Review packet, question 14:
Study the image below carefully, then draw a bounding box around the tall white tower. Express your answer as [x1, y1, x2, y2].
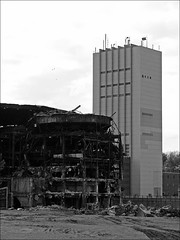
[93, 39, 162, 196]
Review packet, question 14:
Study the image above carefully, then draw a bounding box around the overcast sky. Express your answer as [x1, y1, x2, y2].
[1, 1, 179, 152]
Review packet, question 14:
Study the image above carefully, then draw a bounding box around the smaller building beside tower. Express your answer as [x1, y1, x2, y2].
[163, 172, 180, 197]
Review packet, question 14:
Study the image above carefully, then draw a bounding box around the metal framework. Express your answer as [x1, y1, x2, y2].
[0, 104, 124, 209]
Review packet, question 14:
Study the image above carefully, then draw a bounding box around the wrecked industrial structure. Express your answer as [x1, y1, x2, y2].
[0, 103, 124, 209]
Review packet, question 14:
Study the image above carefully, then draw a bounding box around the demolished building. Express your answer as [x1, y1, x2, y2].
[0, 103, 124, 209]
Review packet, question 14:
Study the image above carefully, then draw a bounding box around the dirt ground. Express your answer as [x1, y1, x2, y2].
[1, 207, 180, 240]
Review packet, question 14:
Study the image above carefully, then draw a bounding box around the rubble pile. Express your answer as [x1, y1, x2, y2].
[8, 201, 180, 218]
[99, 201, 180, 217]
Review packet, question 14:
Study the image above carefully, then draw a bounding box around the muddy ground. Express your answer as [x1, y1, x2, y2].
[1, 207, 180, 240]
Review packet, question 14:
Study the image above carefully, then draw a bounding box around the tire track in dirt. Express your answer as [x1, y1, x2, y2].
[124, 217, 180, 238]
[99, 216, 180, 240]
[133, 227, 180, 240]
[100, 216, 122, 225]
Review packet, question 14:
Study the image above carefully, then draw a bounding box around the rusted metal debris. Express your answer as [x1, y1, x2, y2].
[0, 103, 124, 209]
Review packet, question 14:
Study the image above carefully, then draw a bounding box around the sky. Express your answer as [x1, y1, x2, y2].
[1, 1, 179, 152]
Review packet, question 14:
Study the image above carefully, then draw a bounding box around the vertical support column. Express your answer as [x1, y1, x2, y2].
[105, 49, 107, 115]
[29, 178, 33, 208]
[119, 135, 123, 205]
[107, 181, 111, 208]
[12, 133, 15, 168]
[95, 160, 99, 204]
[62, 135, 65, 164]
[11, 178, 13, 207]
[82, 162, 86, 208]
[8, 134, 11, 171]
[61, 135, 66, 207]
[61, 168, 65, 207]
[99, 50, 102, 115]
[118, 179, 122, 205]
[111, 48, 114, 116]
[118, 46, 120, 131]
[130, 46, 132, 156]
[160, 52, 163, 196]
[108, 139, 111, 179]
[5, 187, 8, 209]
[19, 136, 22, 165]
[124, 47, 126, 148]
[43, 136, 47, 172]
[130, 46, 133, 196]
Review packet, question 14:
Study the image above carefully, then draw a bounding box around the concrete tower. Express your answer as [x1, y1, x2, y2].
[93, 38, 162, 196]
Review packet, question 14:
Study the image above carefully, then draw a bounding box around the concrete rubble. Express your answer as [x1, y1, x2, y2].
[105, 202, 180, 217]
[8, 201, 180, 218]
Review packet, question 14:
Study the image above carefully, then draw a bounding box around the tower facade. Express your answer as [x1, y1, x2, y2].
[93, 42, 162, 196]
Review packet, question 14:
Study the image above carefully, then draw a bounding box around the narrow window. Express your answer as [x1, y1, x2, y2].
[142, 132, 153, 136]
[142, 112, 153, 117]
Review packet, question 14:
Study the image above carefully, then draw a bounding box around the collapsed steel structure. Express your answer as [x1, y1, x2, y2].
[0, 103, 124, 209]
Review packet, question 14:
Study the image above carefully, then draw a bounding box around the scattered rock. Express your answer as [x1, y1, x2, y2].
[17, 208, 23, 211]
[136, 204, 153, 217]
[8, 207, 14, 210]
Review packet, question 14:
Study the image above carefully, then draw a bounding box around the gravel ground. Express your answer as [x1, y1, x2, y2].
[1, 208, 180, 240]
